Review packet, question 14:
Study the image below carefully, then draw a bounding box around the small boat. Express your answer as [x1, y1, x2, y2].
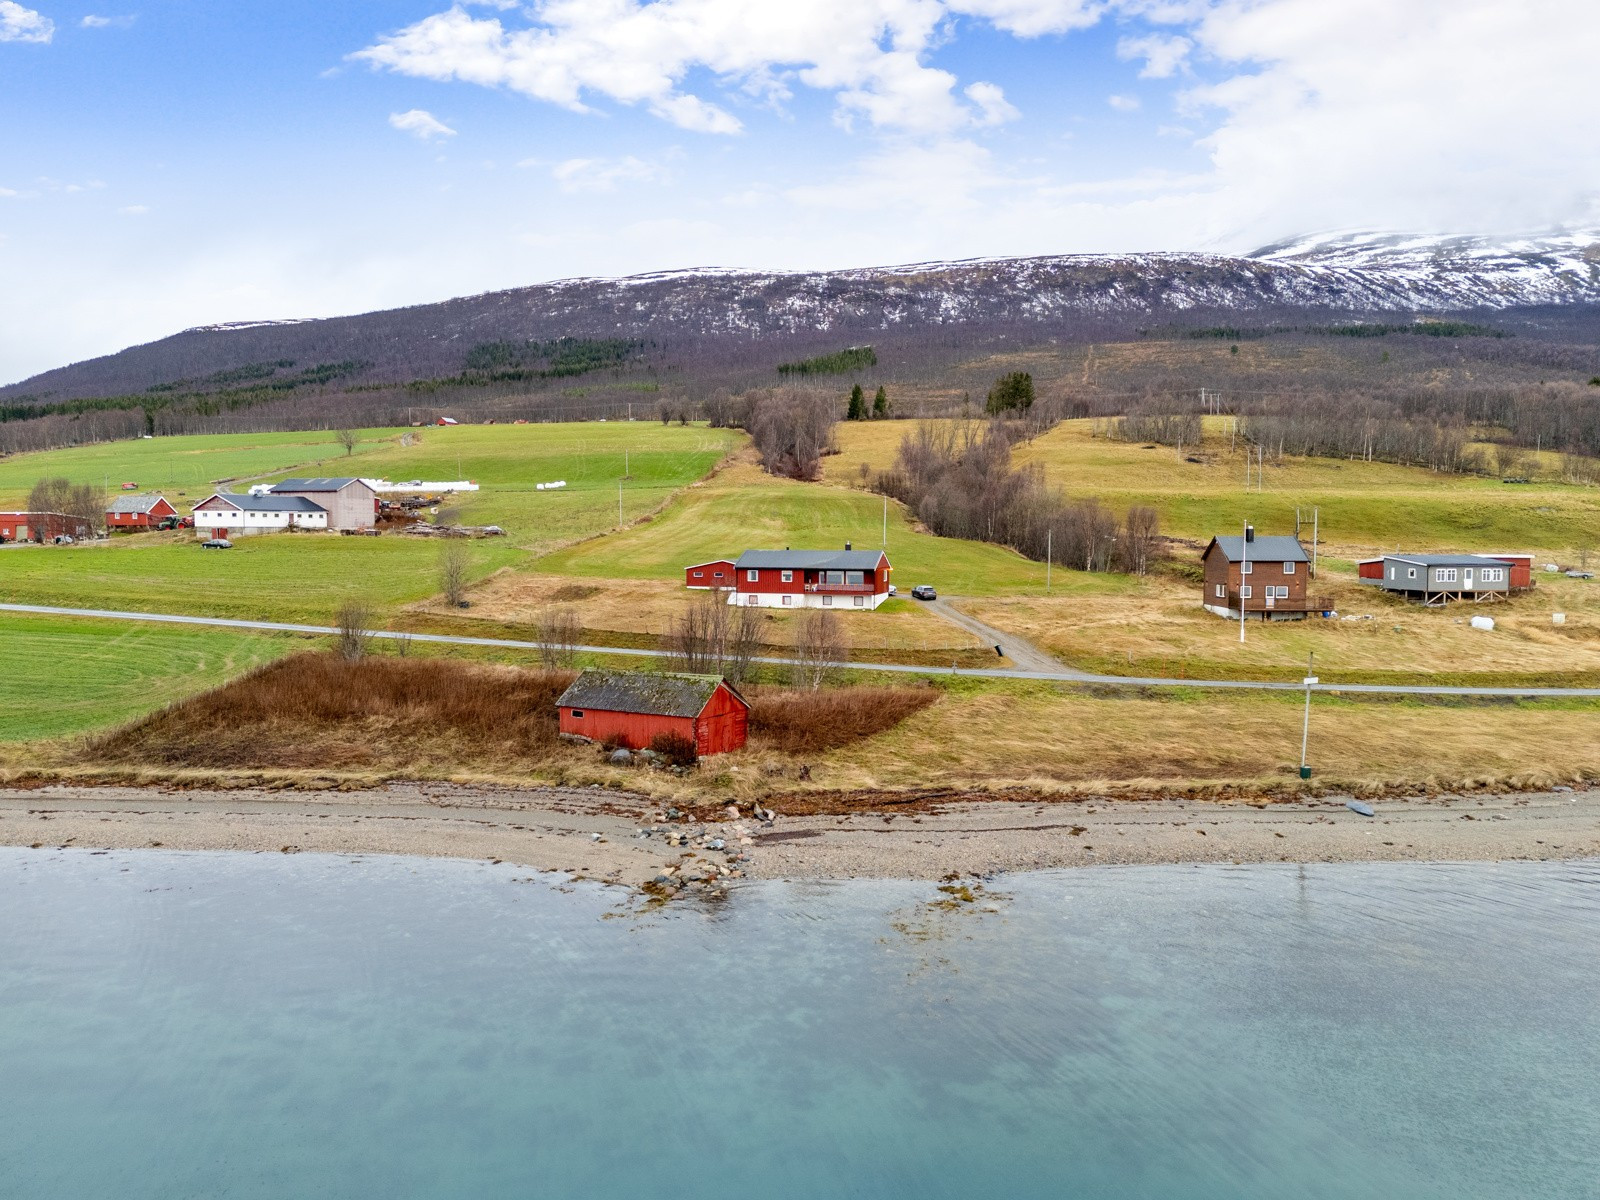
[1346, 800, 1376, 817]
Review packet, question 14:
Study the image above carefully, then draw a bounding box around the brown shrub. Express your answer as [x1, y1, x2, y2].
[88, 653, 577, 771]
[649, 731, 699, 767]
[747, 686, 938, 754]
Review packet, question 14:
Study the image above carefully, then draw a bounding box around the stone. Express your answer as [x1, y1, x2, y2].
[608, 748, 633, 765]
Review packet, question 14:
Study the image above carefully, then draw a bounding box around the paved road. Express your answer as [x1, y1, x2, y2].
[923, 596, 1086, 677]
[6, 602, 1600, 698]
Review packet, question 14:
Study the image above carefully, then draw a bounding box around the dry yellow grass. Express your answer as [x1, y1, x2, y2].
[961, 572, 1600, 683]
[792, 682, 1600, 798]
[413, 569, 981, 653]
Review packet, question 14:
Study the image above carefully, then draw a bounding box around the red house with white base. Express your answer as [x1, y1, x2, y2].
[557, 669, 749, 756]
[685, 545, 893, 610]
[106, 493, 178, 530]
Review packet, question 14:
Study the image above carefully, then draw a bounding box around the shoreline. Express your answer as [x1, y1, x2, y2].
[2, 783, 1598, 885]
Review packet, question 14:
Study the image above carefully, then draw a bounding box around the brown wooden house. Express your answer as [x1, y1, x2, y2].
[1201, 529, 1329, 621]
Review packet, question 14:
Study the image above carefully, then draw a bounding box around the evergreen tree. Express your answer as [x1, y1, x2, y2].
[846, 383, 866, 420]
[985, 371, 1034, 415]
[872, 385, 888, 418]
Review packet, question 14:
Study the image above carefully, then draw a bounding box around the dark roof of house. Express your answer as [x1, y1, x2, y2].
[196, 492, 327, 513]
[556, 669, 745, 718]
[1384, 554, 1506, 567]
[1206, 535, 1309, 564]
[271, 477, 368, 493]
[734, 549, 887, 571]
[107, 493, 171, 515]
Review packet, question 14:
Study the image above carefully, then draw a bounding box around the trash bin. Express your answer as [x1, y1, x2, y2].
[1299, 766, 1312, 780]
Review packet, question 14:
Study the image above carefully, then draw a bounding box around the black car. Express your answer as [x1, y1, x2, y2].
[911, 584, 937, 601]
[201, 538, 233, 550]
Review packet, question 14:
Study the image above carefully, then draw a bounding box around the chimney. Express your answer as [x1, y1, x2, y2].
[845, 540, 852, 551]
[1244, 525, 1255, 544]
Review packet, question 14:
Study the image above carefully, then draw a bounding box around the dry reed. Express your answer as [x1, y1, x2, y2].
[747, 685, 938, 753]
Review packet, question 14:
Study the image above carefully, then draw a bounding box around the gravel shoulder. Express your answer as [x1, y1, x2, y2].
[2, 783, 1596, 884]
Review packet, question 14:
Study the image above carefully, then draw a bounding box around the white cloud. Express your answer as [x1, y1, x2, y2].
[546, 155, 664, 193]
[388, 108, 457, 140]
[1117, 32, 1191, 77]
[1107, 93, 1139, 111]
[0, 186, 17, 197]
[352, 2, 1070, 137]
[81, 14, 137, 29]
[0, 2, 53, 42]
[118, 204, 149, 215]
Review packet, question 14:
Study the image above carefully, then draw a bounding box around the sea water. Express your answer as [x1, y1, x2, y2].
[1, 848, 1596, 1199]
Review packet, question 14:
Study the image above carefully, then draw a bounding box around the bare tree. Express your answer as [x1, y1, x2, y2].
[743, 387, 840, 480]
[536, 606, 583, 668]
[336, 428, 359, 456]
[1494, 443, 1528, 478]
[725, 602, 764, 683]
[668, 591, 732, 673]
[438, 540, 471, 607]
[27, 477, 105, 530]
[334, 598, 374, 662]
[1119, 506, 1161, 575]
[791, 610, 848, 690]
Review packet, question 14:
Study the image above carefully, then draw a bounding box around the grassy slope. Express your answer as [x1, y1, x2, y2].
[536, 457, 1128, 599]
[0, 423, 739, 622]
[826, 417, 1600, 554]
[0, 613, 298, 740]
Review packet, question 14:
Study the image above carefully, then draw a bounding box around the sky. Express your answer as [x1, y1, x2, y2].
[2, 0, 1598, 383]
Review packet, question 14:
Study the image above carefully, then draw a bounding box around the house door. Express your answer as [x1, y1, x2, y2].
[1463, 569, 1474, 589]
[1265, 593, 1276, 609]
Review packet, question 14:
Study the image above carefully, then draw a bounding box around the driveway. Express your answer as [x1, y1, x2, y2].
[921, 597, 1089, 677]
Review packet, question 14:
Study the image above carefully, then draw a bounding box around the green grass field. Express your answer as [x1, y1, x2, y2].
[0, 423, 740, 622]
[0, 613, 299, 740]
[535, 459, 1131, 599]
[827, 418, 1600, 555]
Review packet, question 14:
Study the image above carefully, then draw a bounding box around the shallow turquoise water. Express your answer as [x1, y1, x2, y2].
[1, 849, 1597, 1199]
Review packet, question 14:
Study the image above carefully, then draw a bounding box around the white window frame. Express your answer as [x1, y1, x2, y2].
[693, 570, 703, 578]
[747, 569, 759, 582]
[1215, 584, 1225, 598]
[1240, 585, 1253, 599]
[1275, 585, 1289, 598]
[854, 595, 865, 607]
[822, 595, 832, 606]
[1407, 568, 1418, 579]
[781, 595, 792, 606]
[1437, 568, 1458, 583]
[1240, 561, 1253, 575]
[1283, 561, 1295, 574]
[781, 570, 793, 583]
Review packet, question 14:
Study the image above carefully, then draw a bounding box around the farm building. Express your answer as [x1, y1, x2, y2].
[1201, 529, 1330, 621]
[191, 493, 329, 537]
[1356, 553, 1532, 604]
[0, 511, 97, 543]
[106, 493, 178, 530]
[557, 669, 749, 756]
[269, 478, 378, 531]
[686, 546, 893, 610]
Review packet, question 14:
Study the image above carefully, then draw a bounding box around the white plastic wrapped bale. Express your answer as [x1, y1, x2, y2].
[1470, 615, 1495, 631]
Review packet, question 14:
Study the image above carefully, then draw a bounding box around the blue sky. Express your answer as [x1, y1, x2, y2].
[2, 0, 1595, 382]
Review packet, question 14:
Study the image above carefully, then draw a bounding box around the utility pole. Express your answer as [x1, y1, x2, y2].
[1300, 651, 1318, 779]
[1046, 527, 1053, 593]
[618, 481, 623, 527]
[1311, 507, 1320, 578]
[882, 495, 887, 549]
[1239, 520, 1249, 644]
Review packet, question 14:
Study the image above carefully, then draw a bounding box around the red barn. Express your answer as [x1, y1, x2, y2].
[107, 493, 178, 530]
[0, 512, 95, 543]
[556, 669, 749, 756]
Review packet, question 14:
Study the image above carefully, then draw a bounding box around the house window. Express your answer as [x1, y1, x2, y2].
[1215, 584, 1225, 598]
[825, 570, 844, 585]
[713, 571, 724, 579]
[747, 569, 759, 582]
[1437, 568, 1458, 583]
[693, 571, 704, 578]
[1240, 585, 1253, 598]
[854, 595, 865, 607]
[1407, 568, 1417, 579]
[846, 570, 864, 585]
[1388, 567, 1395, 579]
[1275, 586, 1289, 598]
[1240, 561, 1253, 574]
[747, 595, 760, 605]
[781, 570, 793, 583]
[570, 710, 584, 719]
[822, 596, 832, 606]
[781, 595, 792, 606]
[1482, 568, 1502, 582]
[1284, 561, 1295, 574]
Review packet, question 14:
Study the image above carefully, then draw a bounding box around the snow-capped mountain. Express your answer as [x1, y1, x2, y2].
[8, 232, 1599, 401]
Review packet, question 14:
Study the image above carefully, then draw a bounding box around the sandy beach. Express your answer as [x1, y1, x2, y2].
[2, 782, 1597, 886]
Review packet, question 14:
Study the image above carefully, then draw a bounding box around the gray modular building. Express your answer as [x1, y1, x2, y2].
[1357, 554, 1523, 605]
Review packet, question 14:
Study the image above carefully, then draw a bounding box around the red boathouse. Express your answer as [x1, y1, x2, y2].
[556, 669, 749, 756]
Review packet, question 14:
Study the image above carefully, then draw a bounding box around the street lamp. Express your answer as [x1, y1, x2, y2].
[1299, 651, 1317, 780]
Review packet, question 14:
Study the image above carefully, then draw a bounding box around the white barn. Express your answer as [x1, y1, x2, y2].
[192, 492, 329, 537]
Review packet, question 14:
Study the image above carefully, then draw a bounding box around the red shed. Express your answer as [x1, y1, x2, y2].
[1357, 557, 1385, 581]
[557, 669, 749, 756]
[1488, 553, 1534, 589]
[684, 559, 738, 590]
